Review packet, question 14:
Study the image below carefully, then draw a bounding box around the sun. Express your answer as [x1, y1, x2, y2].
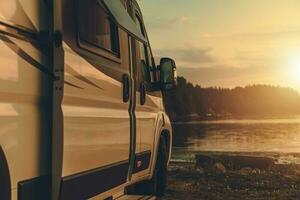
[290, 59, 300, 74]
[288, 56, 300, 85]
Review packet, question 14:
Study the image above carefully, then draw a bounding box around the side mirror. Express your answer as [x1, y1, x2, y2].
[159, 57, 177, 90]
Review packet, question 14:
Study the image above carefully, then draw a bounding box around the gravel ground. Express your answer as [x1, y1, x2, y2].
[159, 159, 300, 200]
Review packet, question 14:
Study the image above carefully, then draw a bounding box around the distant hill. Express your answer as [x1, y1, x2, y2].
[163, 76, 300, 121]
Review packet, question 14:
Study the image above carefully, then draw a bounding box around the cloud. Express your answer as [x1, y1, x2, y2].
[179, 16, 199, 23]
[154, 47, 216, 67]
[177, 65, 283, 89]
[145, 17, 178, 30]
[145, 15, 200, 31]
[234, 50, 278, 66]
[200, 27, 300, 40]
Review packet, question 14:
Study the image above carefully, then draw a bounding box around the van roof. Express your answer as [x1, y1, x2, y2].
[102, 0, 147, 43]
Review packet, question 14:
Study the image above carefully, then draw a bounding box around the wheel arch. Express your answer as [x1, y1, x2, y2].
[160, 129, 172, 163]
[152, 112, 173, 170]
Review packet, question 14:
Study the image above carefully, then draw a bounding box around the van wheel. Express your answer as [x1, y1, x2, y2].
[131, 135, 168, 197]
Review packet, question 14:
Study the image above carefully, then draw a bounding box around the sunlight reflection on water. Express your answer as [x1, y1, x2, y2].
[173, 117, 300, 153]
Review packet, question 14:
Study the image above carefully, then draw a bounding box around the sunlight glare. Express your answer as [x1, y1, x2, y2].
[288, 56, 300, 86]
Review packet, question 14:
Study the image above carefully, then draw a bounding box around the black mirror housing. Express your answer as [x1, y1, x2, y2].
[159, 57, 177, 91]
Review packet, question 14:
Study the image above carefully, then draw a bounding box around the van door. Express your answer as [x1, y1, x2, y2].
[132, 11, 162, 177]
[59, 0, 132, 199]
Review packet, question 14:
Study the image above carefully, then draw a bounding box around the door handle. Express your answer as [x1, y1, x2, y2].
[123, 74, 130, 103]
[140, 83, 146, 105]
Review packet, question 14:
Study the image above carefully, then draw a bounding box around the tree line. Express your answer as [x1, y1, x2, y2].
[163, 76, 300, 121]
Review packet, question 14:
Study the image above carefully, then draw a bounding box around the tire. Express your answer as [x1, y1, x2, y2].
[130, 135, 168, 197]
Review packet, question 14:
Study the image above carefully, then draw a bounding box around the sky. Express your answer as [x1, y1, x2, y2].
[139, 0, 300, 91]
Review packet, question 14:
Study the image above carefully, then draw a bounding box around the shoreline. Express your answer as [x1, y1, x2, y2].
[172, 150, 300, 165]
[160, 151, 300, 200]
[171, 114, 300, 123]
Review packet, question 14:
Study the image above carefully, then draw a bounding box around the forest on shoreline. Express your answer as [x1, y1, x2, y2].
[163, 77, 300, 122]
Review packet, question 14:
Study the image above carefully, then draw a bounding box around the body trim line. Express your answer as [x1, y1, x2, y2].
[60, 160, 129, 200]
[18, 176, 51, 200]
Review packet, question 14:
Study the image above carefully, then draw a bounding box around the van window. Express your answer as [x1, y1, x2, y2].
[135, 15, 151, 85]
[77, 0, 119, 55]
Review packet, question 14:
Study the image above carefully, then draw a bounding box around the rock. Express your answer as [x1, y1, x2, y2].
[195, 154, 221, 169]
[239, 167, 252, 175]
[206, 162, 226, 174]
[223, 155, 275, 169]
[196, 153, 275, 170]
[196, 167, 204, 174]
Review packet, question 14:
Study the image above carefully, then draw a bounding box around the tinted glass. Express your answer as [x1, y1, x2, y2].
[135, 15, 151, 84]
[78, 0, 119, 54]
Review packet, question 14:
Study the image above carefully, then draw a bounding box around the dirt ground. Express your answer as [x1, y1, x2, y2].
[159, 157, 300, 200]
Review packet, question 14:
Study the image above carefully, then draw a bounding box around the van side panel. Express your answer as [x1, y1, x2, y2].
[61, 38, 131, 199]
[62, 43, 131, 176]
[61, 1, 134, 198]
[137, 94, 163, 153]
[131, 0, 172, 182]
[0, 0, 49, 32]
[0, 35, 52, 199]
[0, 1, 52, 199]
[133, 94, 163, 179]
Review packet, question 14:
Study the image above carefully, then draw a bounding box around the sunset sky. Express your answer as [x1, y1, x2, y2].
[139, 0, 300, 91]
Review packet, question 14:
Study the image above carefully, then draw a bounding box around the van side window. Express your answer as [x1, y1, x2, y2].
[77, 0, 119, 55]
[135, 15, 151, 85]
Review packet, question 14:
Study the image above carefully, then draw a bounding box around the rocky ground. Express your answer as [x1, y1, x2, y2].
[159, 152, 300, 200]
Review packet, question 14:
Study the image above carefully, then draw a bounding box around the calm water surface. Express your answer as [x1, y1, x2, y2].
[172, 117, 300, 153]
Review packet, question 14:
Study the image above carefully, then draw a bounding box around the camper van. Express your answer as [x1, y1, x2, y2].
[0, 0, 177, 199]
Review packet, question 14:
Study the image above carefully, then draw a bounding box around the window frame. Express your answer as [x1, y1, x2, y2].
[134, 12, 156, 68]
[132, 3, 162, 97]
[75, 0, 121, 63]
[135, 14, 149, 63]
[134, 12, 157, 83]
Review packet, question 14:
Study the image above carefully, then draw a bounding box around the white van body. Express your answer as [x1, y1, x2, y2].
[0, 0, 173, 199]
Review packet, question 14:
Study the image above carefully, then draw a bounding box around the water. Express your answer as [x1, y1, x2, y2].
[172, 117, 300, 160]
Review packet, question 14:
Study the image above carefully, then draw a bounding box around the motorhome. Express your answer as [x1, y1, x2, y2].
[0, 0, 177, 199]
